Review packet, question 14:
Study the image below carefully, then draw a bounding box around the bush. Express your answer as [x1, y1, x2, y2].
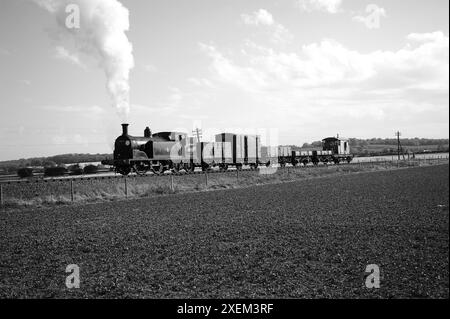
[68, 164, 83, 175]
[44, 166, 67, 177]
[17, 167, 33, 178]
[83, 165, 98, 174]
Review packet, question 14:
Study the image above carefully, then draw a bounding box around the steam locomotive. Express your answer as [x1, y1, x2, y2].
[105, 124, 353, 175]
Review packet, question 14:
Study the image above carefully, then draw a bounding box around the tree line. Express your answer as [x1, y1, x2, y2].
[0, 153, 112, 174]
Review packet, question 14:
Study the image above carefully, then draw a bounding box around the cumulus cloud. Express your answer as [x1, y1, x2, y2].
[296, 0, 343, 14]
[241, 9, 293, 44]
[407, 31, 446, 43]
[198, 31, 449, 138]
[188, 77, 216, 89]
[202, 31, 448, 93]
[353, 4, 387, 29]
[241, 9, 274, 26]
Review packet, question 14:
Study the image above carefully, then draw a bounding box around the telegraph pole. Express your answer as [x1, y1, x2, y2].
[395, 131, 401, 161]
[192, 128, 202, 142]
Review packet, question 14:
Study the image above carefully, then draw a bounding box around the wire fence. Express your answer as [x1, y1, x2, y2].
[0, 156, 448, 208]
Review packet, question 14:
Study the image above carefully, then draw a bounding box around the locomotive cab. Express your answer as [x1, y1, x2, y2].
[322, 137, 350, 155]
[322, 136, 352, 163]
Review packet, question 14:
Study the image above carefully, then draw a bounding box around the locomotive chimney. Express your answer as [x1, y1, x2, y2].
[121, 123, 129, 136]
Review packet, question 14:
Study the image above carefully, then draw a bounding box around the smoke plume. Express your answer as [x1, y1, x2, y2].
[33, 0, 134, 120]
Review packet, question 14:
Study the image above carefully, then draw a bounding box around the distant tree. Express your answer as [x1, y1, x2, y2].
[17, 167, 33, 178]
[30, 159, 42, 167]
[44, 166, 67, 177]
[68, 164, 83, 175]
[83, 165, 98, 174]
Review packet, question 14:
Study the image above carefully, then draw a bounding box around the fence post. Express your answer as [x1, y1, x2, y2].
[205, 171, 208, 187]
[124, 177, 128, 198]
[236, 169, 239, 181]
[70, 180, 74, 202]
[170, 174, 174, 191]
[0, 184, 3, 207]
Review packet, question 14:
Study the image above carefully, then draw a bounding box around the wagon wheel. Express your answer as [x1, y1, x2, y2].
[152, 163, 164, 175]
[184, 163, 195, 173]
[172, 163, 182, 174]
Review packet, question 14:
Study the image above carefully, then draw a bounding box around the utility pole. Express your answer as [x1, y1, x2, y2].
[395, 131, 401, 161]
[192, 128, 202, 143]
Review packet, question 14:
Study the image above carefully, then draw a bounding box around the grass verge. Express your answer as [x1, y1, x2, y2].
[2, 159, 448, 210]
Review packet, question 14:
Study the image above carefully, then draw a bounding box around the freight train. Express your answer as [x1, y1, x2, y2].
[103, 124, 353, 175]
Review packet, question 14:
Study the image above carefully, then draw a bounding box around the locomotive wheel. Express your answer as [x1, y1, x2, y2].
[134, 164, 148, 176]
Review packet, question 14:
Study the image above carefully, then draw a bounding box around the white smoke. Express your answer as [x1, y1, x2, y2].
[33, 0, 134, 120]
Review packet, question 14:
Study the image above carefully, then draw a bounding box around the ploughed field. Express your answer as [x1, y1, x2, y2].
[0, 165, 448, 298]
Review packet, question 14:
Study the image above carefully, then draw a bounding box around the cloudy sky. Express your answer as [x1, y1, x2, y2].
[0, 0, 448, 161]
